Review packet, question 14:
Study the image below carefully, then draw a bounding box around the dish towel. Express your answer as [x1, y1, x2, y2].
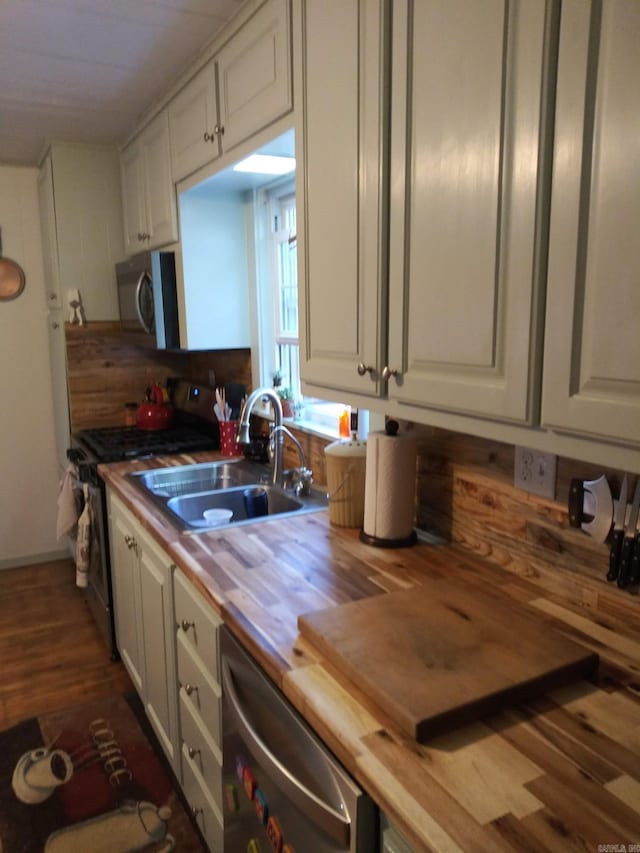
[75, 484, 91, 589]
[56, 465, 79, 540]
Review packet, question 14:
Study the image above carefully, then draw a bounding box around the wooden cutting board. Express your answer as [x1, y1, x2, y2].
[298, 579, 598, 741]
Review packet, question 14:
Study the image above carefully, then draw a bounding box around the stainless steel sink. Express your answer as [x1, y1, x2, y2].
[127, 459, 328, 533]
[129, 458, 264, 498]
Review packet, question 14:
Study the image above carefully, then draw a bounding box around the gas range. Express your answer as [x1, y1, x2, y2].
[64, 379, 240, 660]
[73, 421, 217, 464]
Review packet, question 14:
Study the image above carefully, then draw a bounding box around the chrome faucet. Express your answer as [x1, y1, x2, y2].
[236, 388, 313, 493]
[236, 388, 285, 486]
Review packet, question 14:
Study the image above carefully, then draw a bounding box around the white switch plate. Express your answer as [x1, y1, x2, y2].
[514, 446, 557, 499]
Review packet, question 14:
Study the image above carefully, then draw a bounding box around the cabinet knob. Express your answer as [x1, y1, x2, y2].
[180, 619, 195, 632]
[357, 363, 375, 377]
[184, 683, 198, 697]
[48, 292, 57, 302]
[187, 745, 200, 760]
[51, 321, 60, 330]
[124, 534, 137, 550]
[382, 366, 399, 382]
[214, 124, 225, 136]
[204, 131, 211, 142]
[191, 806, 203, 819]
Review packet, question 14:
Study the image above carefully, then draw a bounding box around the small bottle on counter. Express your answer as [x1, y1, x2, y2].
[338, 406, 351, 438]
[124, 402, 138, 426]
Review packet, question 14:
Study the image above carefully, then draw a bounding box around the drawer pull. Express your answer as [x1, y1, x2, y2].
[180, 619, 195, 632]
[184, 683, 198, 697]
[187, 745, 200, 760]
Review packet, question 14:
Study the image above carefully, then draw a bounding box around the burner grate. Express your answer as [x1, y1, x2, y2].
[78, 424, 216, 462]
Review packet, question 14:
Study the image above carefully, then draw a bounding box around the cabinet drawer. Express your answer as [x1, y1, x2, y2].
[180, 690, 222, 806]
[174, 570, 222, 680]
[177, 632, 222, 745]
[181, 743, 223, 851]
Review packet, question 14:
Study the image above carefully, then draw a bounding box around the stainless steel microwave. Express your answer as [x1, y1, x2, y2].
[116, 251, 180, 349]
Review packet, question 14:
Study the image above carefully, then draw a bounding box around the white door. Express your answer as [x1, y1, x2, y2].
[542, 0, 640, 447]
[298, 0, 387, 397]
[387, 0, 550, 423]
[169, 64, 221, 182]
[140, 112, 178, 250]
[216, 0, 292, 152]
[120, 141, 146, 256]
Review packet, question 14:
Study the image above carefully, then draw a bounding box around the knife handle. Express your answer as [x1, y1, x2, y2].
[607, 529, 624, 581]
[617, 536, 634, 588]
[629, 536, 640, 587]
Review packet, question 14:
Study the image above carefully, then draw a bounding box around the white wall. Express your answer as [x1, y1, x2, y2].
[0, 166, 64, 567]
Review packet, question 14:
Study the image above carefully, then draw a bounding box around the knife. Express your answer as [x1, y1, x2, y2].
[617, 479, 640, 589]
[607, 475, 628, 581]
[629, 519, 640, 587]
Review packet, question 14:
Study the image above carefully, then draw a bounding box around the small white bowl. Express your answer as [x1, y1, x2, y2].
[203, 508, 233, 526]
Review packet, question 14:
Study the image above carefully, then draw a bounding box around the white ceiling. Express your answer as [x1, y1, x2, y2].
[0, 0, 246, 167]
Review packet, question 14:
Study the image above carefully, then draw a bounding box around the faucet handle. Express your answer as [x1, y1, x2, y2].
[285, 466, 314, 497]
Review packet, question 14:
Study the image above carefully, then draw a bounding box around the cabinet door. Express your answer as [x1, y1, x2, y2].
[169, 64, 221, 182]
[217, 0, 292, 154]
[121, 141, 147, 257]
[138, 532, 178, 769]
[109, 507, 144, 693]
[387, 0, 551, 423]
[37, 156, 61, 309]
[542, 0, 640, 446]
[46, 310, 70, 471]
[140, 112, 178, 250]
[298, 0, 388, 396]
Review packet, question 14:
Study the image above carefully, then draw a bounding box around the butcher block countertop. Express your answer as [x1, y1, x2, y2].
[100, 452, 640, 853]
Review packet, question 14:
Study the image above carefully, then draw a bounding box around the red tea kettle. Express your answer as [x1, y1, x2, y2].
[136, 384, 174, 431]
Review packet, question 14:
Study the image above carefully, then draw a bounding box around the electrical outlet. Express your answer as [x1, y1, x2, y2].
[514, 446, 557, 499]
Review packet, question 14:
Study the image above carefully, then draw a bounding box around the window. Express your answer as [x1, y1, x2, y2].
[269, 189, 300, 397]
[252, 174, 349, 437]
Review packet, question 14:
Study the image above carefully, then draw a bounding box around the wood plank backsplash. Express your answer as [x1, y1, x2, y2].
[64, 324, 634, 620]
[283, 421, 635, 623]
[65, 322, 252, 430]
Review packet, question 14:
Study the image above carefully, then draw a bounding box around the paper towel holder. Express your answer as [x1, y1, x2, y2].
[359, 419, 418, 548]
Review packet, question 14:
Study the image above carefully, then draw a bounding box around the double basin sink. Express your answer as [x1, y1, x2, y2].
[128, 458, 328, 533]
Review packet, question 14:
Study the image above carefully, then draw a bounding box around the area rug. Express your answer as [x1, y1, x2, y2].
[0, 693, 208, 852]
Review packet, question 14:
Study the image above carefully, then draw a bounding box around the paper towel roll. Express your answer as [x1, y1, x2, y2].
[362, 429, 417, 545]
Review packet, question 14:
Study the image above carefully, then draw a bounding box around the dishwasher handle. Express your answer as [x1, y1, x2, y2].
[221, 657, 351, 847]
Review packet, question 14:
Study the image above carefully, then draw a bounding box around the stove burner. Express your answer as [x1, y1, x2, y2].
[77, 424, 216, 463]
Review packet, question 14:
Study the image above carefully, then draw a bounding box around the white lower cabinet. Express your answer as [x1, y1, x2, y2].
[174, 568, 224, 849]
[107, 492, 179, 772]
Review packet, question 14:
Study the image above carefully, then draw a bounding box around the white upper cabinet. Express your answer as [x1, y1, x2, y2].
[121, 110, 178, 256]
[387, 0, 551, 423]
[299, 0, 552, 421]
[38, 143, 125, 319]
[216, 0, 292, 151]
[169, 64, 221, 183]
[297, 0, 388, 397]
[542, 0, 640, 447]
[169, 0, 292, 183]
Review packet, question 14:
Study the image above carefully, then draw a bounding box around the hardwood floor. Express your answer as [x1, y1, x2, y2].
[0, 558, 133, 730]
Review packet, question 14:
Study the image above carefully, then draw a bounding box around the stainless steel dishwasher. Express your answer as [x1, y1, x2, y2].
[220, 628, 378, 852]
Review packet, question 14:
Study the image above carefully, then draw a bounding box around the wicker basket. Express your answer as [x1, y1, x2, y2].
[324, 439, 367, 528]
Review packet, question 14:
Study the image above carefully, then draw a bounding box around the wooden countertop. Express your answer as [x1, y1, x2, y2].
[101, 452, 640, 852]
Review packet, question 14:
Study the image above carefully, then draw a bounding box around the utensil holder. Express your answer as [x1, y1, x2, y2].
[219, 421, 241, 457]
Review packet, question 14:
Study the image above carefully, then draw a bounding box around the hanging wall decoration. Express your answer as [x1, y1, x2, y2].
[0, 228, 26, 301]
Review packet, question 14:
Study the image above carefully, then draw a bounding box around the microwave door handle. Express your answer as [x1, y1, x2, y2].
[221, 658, 351, 847]
[135, 271, 153, 334]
